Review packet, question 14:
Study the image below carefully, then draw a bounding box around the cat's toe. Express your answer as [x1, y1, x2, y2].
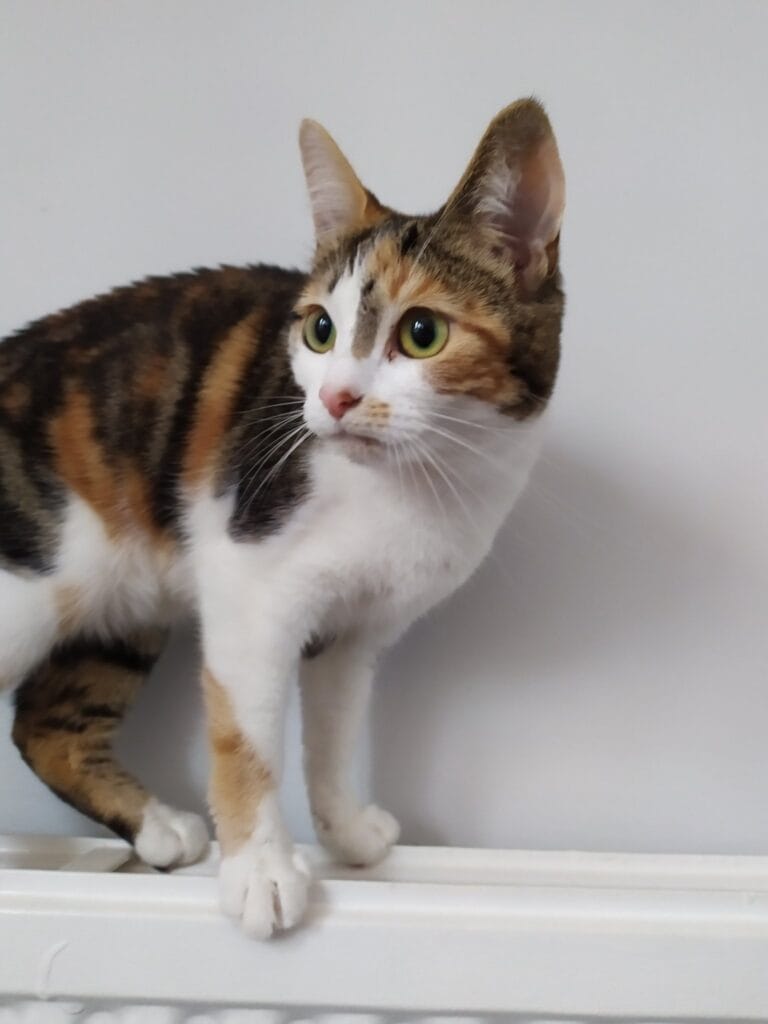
[219, 844, 310, 940]
[316, 803, 400, 867]
[134, 799, 209, 869]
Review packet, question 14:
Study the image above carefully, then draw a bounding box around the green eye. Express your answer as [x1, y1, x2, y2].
[398, 308, 449, 358]
[303, 308, 336, 353]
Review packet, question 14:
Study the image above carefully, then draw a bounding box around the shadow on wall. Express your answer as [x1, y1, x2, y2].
[369, 439, 753, 850]
[106, 438, 763, 853]
[115, 625, 209, 824]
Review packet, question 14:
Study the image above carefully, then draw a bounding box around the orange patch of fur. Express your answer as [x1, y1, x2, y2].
[202, 668, 274, 854]
[50, 389, 124, 537]
[366, 239, 469, 313]
[362, 398, 391, 425]
[50, 389, 170, 546]
[183, 313, 261, 489]
[367, 237, 413, 302]
[15, 728, 149, 830]
[427, 317, 521, 405]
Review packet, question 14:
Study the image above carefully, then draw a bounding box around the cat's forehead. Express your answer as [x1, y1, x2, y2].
[301, 218, 495, 327]
[314, 220, 427, 298]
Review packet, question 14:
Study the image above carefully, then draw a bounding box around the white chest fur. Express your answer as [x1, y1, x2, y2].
[190, 415, 546, 650]
[306, 426, 543, 634]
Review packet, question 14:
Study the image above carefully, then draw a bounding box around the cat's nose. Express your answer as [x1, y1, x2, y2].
[320, 385, 362, 421]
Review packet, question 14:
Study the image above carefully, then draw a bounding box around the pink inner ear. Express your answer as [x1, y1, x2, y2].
[480, 135, 565, 286]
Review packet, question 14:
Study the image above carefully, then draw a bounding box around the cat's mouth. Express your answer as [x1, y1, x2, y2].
[330, 429, 385, 459]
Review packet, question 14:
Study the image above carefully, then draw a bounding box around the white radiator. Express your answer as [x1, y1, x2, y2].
[2, 834, 768, 1022]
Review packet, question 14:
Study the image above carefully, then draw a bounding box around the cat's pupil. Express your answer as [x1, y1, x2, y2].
[315, 314, 332, 343]
[411, 315, 435, 347]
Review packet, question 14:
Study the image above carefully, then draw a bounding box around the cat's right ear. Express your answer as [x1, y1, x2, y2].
[299, 120, 386, 248]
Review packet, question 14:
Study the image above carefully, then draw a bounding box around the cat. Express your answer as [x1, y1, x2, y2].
[0, 98, 565, 938]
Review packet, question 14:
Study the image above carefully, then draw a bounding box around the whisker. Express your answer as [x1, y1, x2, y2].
[249, 409, 305, 423]
[392, 439, 406, 505]
[238, 413, 304, 441]
[236, 413, 305, 463]
[402, 437, 424, 500]
[237, 395, 304, 412]
[239, 415, 304, 446]
[405, 437, 449, 524]
[417, 441, 523, 588]
[422, 423, 513, 473]
[430, 411, 514, 434]
[242, 420, 307, 474]
[237, 397, 305, 423]
[243, 428, 312, 514]
[411, 436, 485, 541]
[238, 421, 308, 502]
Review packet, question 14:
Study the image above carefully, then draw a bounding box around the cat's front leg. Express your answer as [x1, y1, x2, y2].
[200, 609, 309, 939]
[300, 636, 400, 867]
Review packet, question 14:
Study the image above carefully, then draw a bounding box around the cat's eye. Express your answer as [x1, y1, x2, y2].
[303, 308, 336, 353]
[398, 308, 449, 359]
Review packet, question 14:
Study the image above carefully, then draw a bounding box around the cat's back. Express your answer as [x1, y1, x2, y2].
[0, 263, 307, 575]
[0, 264, 305, 382]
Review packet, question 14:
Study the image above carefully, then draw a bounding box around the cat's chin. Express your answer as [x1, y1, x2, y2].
[326, 431, 387, 465]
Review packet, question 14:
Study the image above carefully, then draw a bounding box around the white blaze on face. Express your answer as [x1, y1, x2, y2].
[294, 259, 376, 439]
[318, 262, 373, 396]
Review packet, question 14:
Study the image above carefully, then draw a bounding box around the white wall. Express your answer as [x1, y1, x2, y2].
[1, 0, 767, 855]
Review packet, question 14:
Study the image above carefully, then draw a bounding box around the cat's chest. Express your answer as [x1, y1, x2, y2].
[276, 448, 496, 630]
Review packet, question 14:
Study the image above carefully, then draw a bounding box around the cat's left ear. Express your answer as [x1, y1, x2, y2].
[299, 120, 386, 248]
[447, 98, 566, 292]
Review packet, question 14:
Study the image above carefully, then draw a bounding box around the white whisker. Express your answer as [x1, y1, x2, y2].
[248, 429, 312, 504]
[430, 410, 514, 434]
[406, 438, 449, 525]
[238, 421, 308, 504]
[410, 435, 486, 541]
[237, 413, 304, 463]
[423, 422, 514, 474]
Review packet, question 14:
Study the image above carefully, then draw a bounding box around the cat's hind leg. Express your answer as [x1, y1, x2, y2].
[12, 627, 209, 868]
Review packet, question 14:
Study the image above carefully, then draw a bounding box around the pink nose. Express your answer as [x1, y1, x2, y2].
[320, 385, 362, 421]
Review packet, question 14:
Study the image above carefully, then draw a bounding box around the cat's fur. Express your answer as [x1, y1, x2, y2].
[0, 99, 565, 937]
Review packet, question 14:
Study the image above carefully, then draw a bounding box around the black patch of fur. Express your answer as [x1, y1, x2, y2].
[0, 491, 55, 571]
[400, 222, 419, 255]
[53, 636, 158, 675]
[301, 632, 336, 659]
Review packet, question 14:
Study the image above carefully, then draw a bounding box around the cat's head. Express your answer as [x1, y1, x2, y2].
[290, 99, 565, 466]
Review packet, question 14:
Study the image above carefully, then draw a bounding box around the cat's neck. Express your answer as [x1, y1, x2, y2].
[311, 412, 546, 539]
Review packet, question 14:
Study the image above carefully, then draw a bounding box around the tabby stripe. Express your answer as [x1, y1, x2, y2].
[53, 639, 156, 674]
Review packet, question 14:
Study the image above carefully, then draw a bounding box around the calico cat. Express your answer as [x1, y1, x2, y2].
[0, 98, 565, 937]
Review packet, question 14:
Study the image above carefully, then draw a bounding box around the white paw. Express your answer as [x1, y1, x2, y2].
[219, 843, 311, 940]
[134, 799, 210, 869]
[315, 803, 400, 867]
